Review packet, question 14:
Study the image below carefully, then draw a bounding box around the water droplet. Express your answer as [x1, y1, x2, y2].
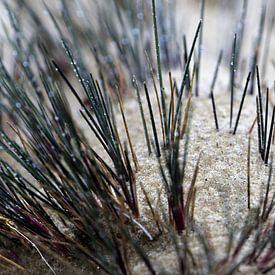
[132, 28, 140, 36]
[43, 9, 49, 16]
[15, 102, 21, 108]
[48, 91, 54, 98]
[23, 61, 29, 67]
[121, 37, 129, 45]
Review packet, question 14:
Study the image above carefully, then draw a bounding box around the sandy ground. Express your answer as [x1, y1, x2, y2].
[107, 64, 274, 274]
[73, 56, 274, 273]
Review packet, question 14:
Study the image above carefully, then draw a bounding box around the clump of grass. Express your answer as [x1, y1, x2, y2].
[0, 0, 274, 274]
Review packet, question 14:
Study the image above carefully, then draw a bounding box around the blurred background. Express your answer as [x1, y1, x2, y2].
[0, 0, 274, 92]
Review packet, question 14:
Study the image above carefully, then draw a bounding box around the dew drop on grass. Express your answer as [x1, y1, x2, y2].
[132, 28, 140, 36]
[48, 91, 54, 98]
[121, 37, 129, 45]
[15, 102, 21, 108]
[70, 153, 77, 162]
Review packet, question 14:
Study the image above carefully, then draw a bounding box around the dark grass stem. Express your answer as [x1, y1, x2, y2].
[116, 86, 139, 171]
[264, 88, 269, 154]
[256, 66, 265, 158]
[209, 50, 223, 131]
[233, 72, 251, 135]
[264, 106, 275, 164]
[209, 50, 223, 97]
[183, 35, 191, 92]
[181, 64, 196, 139]
[145, 53, 165, 145]
[169, 72, 175, 144]
[144, 82, 161, 158]
[261, 154, 273, 220]
[210, 91, 219, 131]
[174, 21, 202, 134]
[247, 136, 251, 209]
[133, 78, 151, 156]
[151, 0, 167, 142]
[256, 97, 263, 159]
[230, 34, 237, 129]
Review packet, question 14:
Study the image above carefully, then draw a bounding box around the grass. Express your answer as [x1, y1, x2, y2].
[0, 0, 274, 274]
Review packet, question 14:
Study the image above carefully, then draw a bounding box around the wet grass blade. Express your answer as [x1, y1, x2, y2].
[133, 77, 151, 155]
[151, 0, 167, 139]
[144, 82, 161, 158]
[230, 34, 237, 129]
[233, 72, 251, 134]
[264, 107, 275, 164]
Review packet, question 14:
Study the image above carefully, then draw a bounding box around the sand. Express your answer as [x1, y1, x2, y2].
[77, 63, 273, 274]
